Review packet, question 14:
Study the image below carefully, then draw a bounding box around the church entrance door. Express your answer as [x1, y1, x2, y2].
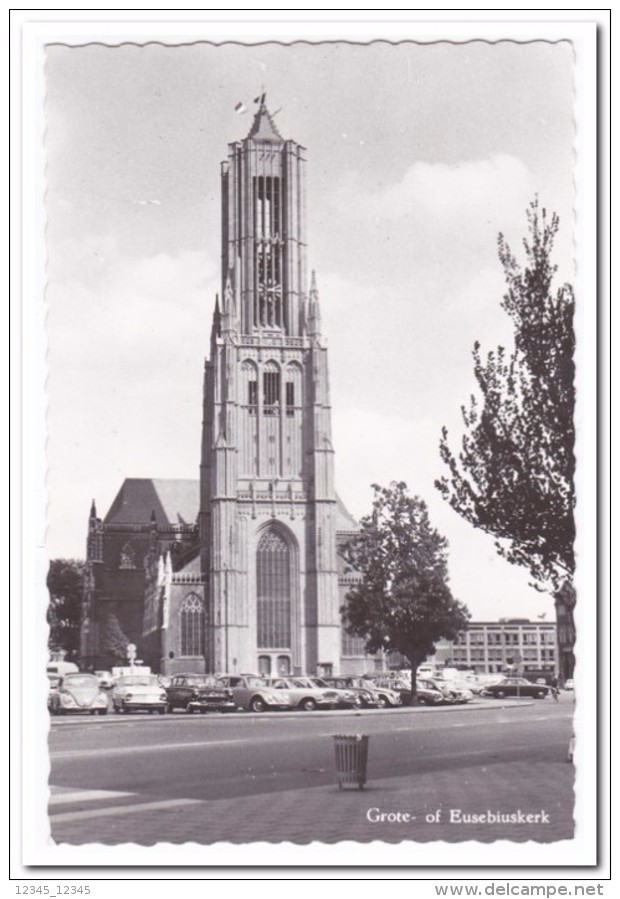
[258, 653, 291, 677]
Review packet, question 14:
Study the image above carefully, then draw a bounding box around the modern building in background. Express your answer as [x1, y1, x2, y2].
[432, 619, 558, 677]
[81, 98, 378, 678]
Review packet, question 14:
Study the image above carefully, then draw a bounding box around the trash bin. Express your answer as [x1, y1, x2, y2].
[333, 734, 369, 790]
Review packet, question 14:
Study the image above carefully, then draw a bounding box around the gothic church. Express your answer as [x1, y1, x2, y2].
[81, 98, 376, 677]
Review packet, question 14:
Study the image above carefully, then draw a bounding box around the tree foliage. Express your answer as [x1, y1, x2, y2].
[46, 559, 84, 657]
[99, 609, 130, 660]
[341, 482, 470, 702]
[436, 199, 575, 595]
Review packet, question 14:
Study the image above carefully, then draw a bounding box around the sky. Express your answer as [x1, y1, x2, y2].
[44, 39, 576, 622]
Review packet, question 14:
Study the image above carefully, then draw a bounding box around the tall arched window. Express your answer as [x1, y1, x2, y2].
[180, 592, 205, 657]
[257, 530, 291, 649]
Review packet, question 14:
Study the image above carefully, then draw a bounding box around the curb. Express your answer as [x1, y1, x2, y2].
[50, 697, 540, 725]
[250, 698, 536, 720]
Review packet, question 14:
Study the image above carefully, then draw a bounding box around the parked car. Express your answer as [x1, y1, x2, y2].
[457, 676, 487, 695]
[360, 677, 403, 708]
[94, 670, 114, 689]
[112, 674, 167, 714]
[165, 674, 236, 714]
[262, 676, 339, 711]
[216, 675, 293, 712]
[307, 677, 358, 708]
[415, 680, 447, 705]
[563, 678, 575, 691]
[415, 678, 454, 704]
[48, 672, 109, 716]
[482, 677, 551, 699]
[433, 680, 474, 704]
[320, 677, 381, 709]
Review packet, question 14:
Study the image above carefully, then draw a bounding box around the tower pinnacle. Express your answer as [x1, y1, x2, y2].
[308, 269, 322, 338]
[246, 94, 283, 142]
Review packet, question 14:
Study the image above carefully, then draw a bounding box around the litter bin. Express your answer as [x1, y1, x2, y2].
[333, 734, 369, 790]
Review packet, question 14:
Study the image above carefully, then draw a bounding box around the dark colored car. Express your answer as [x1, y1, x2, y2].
[416, 680, 448, 705]
[166, 673, 237, 714]
[483, 677, 551, 699]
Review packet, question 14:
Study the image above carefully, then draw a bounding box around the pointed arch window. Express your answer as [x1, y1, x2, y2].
[263, 362, 280, 416]
[179, 593, 205, 657]
[253, 175, 283, 328]
[257, 530, 291, 649]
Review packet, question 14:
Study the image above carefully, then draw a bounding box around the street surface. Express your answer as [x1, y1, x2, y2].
[48, 699, 575, 845]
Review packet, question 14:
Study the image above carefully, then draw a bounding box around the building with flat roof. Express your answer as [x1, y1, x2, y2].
[428, 619, 557, 677]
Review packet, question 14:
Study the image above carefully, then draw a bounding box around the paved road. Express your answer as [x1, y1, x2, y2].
[48, 700, 575, 845]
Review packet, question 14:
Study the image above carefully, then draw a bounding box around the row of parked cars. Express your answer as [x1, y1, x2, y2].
[48, 669, 562, 717]
[47, 671, 407, 716]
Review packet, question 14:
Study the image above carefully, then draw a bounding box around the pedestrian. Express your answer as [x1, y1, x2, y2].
[551, 675, 559, 702]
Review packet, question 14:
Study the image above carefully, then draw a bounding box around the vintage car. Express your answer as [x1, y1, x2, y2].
[48, 672, 109, 716]
[366, 677, 406, 707]
[427, 678, 474, 704]
[112, 674, 168, 714]
[262, 676, 339, 711]
[319, 676, 381, 708]
[415, 680, 448, 705]
[482, 677, 551, 699]
[216, 675, 293, 712]
[165, 674, 237, 714]
[307, 677, 359, 708]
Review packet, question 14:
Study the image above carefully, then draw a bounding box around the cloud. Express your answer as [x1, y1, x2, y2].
[339, 154, 534, 230]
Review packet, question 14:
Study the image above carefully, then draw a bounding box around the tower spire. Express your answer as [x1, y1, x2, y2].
[246, 93, 283, 141]
[210, 294, 222, 343]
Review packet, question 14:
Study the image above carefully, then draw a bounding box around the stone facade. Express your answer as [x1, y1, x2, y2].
[81, 99, 378, 677]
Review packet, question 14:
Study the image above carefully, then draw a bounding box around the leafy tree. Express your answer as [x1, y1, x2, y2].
[99, 610, 130, 660]
[436, 199, 575, 596]
[341, 482, 470, 703]
[46, 559, 84, 658]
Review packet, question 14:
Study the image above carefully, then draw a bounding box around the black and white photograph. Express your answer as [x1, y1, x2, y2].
[17, 15, 602, 873]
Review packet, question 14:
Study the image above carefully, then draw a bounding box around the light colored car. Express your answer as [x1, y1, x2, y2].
[366, 677, 405, 707]
[320, 676, 381, 708]
[308, 677, 358, 708]
[216, 675, 293, 712]
[433, 679, 475, 703]
[48, 672, 108, 716]
[112, 674, 167, 714]
[262, 676, 339, 711]
[563, 678, 575, 691]
[446, 684, 474, 703]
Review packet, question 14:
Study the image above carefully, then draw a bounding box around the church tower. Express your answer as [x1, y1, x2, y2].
[200, 96, 341, 676]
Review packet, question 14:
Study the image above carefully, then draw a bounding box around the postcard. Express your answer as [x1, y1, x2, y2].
[18, 15, 602, 874]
